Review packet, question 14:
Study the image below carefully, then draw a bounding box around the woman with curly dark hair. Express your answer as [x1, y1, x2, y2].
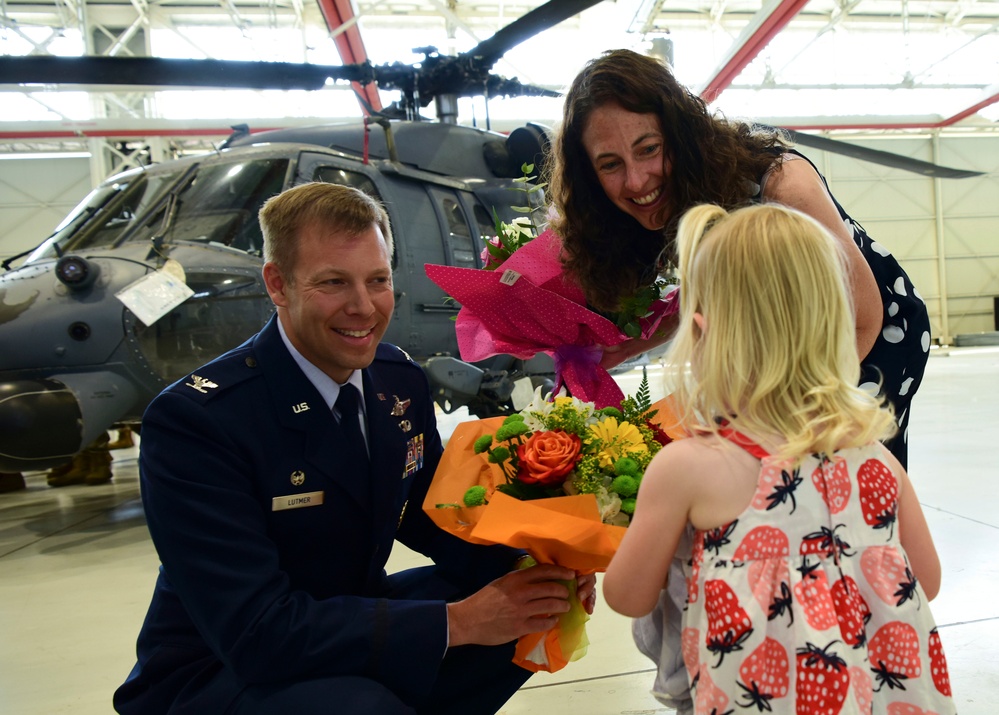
[548, 48, 929, 470]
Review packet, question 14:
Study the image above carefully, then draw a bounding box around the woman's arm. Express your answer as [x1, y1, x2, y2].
[599, 310, 680, 370]
[764, 158, 882, 361]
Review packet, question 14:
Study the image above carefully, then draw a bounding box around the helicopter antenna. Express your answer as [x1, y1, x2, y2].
[219, 124, 251, 151]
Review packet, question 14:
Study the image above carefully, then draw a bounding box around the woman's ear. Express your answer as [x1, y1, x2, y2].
[693, 312, 707, 335]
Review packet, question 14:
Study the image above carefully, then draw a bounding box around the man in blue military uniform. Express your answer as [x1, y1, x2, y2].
[114, 182, 595, 714]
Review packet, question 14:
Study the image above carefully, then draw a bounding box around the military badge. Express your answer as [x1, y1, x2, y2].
[390, 395, 411, 416]
[185, 375, 219, 393]
[290, 470, 305, 486]
[404, 434, 424, 477]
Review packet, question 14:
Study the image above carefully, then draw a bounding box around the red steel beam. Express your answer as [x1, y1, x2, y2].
[783, 85, 999, 130]
[700, 0, 812, 105]
[315, 0, 382, 114]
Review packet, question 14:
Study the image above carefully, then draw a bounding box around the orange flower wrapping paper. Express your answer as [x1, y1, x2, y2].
[423, 397, 685, 672]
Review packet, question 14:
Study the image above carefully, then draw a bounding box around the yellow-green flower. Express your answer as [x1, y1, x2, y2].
[589, 417, 648, 468]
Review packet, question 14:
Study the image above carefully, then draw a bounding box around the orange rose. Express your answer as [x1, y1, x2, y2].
[516, 430, 581, 486]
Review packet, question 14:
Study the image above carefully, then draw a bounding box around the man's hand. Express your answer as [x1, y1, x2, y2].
[446, 564, 577, 647]
[577, 572, 597, 615]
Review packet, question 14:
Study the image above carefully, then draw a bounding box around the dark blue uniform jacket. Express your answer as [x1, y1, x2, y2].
[114, 316, 518, 713]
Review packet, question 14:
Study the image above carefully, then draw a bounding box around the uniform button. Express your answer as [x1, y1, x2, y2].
[245, 356, 258, 368]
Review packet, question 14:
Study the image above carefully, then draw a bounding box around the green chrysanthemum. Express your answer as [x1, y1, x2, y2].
[473, 435, 493, 454]
[496, 421, 530, 442]
[613, 457, 640, 477]
[610, 475, 639, 498]
[463, 485, 488, 507]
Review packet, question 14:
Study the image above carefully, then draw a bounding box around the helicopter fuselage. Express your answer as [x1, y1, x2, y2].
[0, 120, 555, 472]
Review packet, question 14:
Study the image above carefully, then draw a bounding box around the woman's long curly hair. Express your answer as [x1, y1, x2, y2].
[548, 49, 788, 312]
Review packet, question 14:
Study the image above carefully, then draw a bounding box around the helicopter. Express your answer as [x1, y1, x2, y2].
[0, 0, 983, 474]
[0, 116, 571, 473]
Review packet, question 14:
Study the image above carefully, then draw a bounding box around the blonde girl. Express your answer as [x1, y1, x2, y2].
[604, 203, 954, 713]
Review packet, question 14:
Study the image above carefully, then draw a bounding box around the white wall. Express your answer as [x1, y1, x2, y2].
[801, 133, 999, 341]
[0, 156, 92, 261]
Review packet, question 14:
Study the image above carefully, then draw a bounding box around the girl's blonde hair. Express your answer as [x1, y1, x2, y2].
[665, 203, 896, 461]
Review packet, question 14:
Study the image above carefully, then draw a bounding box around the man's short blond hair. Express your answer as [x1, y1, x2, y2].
[259, 182, 393, 277]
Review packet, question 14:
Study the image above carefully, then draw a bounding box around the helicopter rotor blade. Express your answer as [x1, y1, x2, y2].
[483, 75, 561, 100]
[783, 129, 985, 179]
[0, 55, 373, 91]
[469, 0, 606, 67]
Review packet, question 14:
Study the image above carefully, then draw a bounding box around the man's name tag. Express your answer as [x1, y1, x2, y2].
[272, 490, 324, 511]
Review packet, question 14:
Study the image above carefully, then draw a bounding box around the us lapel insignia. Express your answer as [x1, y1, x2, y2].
[186, 375, 219, 394]
[404, 434, 424, 477]
[398, 419, 412, 433]
[390, 395, 411, 416]
[292, 402, 310, 414]
[290, 470, 305, 486]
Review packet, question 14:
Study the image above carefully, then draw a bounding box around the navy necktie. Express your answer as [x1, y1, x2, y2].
[336, 383, 369, 469]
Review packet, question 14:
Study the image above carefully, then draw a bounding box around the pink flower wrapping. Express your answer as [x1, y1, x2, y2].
[424, 228, 678, 408]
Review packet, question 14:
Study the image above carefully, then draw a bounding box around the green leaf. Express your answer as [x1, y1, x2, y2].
[636, 373, 652, 412]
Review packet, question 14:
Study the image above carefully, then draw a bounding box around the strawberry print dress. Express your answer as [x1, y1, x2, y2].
[681, 439, 956, 715]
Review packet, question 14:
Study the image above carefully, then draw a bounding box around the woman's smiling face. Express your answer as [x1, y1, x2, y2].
[582, 103, 671, 231]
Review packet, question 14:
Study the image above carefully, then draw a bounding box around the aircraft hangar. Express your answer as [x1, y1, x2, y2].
[0, 1, 997, 713]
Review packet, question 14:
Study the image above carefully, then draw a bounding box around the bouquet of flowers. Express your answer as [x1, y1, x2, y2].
[424, 165, 678, 410]
[423, 378, 684, 672]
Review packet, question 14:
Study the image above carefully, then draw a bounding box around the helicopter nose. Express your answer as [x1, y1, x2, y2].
[0, 378, 82, 471]
[0, 372, 139, 472]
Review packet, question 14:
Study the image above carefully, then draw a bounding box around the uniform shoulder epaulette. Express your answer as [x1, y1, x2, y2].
[375, 342, 417, 366]
[168, 343, 260, 403]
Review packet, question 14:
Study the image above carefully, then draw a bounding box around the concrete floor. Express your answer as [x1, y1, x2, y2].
[1, 347, 996, 714]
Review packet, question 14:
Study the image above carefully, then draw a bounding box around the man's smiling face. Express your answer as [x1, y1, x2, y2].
[264, 221, 394, 383]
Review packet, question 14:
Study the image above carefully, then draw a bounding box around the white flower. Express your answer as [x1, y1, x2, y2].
[508, 216, 534, 238]
[594, 486, 625, 524]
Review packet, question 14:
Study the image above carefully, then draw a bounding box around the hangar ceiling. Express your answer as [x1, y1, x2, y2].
[1, 0, 998, 165]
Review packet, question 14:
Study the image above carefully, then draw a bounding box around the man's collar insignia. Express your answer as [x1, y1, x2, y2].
[186, 375, 219, 394]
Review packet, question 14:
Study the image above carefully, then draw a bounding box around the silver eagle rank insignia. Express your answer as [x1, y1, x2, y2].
[186, 375, 219, 394]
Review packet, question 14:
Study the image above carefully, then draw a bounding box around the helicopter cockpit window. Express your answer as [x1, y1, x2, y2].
[123, 159, 290, 255]
[313, 167, 379, 198]
[473, 205, 498, 246]
[133, 270, 274, 384]
[26, 170, 182, 262]
[440, 198, 476, 269]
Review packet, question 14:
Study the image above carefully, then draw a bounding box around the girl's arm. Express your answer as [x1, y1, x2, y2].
[603, 441, 695, 617]
[763, 158, 882, 361]
[881, 445, 942, 600]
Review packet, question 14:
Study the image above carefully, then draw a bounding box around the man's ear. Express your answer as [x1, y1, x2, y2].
[693, 312, 707, 335]
[262, 262, 288, 308]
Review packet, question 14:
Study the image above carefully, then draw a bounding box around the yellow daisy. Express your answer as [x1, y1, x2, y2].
[589, 417, 648, 468]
